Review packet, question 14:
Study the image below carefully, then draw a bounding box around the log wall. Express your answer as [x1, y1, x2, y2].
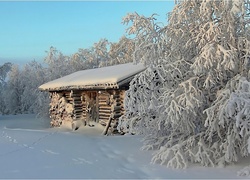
[49, 91, 74, 127]
[48, 89, 126, 133]
[70, 90, 83, 121]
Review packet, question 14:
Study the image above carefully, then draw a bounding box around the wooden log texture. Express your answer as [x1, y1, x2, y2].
[102, 118, 112, 135]
[99, 109, 111, 113]
[49, 92, 75, 127]
[99, 105, 111, 109]
[98, 92, 112, 128]
[100, 115, 110, 120]
[99, 120, 108, 126]
[99, 112, 110, 116]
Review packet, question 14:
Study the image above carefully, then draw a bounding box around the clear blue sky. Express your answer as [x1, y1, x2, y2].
[0, 1, 175, 64]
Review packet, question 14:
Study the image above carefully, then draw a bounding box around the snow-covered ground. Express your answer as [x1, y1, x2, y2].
[0, 114, 249, 179]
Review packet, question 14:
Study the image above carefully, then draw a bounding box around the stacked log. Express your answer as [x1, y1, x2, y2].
[119, 90, 126, 115]
[98, 91, 111, 126]
[48, 89, 126, 134]
[81, 92, 87, 121]
[109, 90, 125, 133]
[49, 92, 74, 127]
[70, 90, 83, 121]
[101, 90, 126, 135]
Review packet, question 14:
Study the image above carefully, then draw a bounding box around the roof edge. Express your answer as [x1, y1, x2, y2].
[39, 83, 120, 92]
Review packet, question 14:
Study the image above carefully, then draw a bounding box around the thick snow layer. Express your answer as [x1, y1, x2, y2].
[39, 63, 146, 91]
[0, 114, 249, 179]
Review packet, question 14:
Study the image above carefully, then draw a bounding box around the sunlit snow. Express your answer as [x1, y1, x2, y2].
[39, 63, 146, 91]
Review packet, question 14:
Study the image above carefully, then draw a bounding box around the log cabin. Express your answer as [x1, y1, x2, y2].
[39, 63, 146, 134]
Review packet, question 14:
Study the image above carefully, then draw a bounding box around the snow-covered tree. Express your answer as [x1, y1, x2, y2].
[72, 48, 96, 70]
[0, 60, 50, 117]
[44, 46, 73, 80]
[93, 38, 110, 67]
[119, 0, 250, 168]
[72, 39, 110, 69]
[0, 62, 12, 114]
[118, 12, 167, 136]
[118, 65, 164, 135]
[19, 61, 49, 116]
[4, 65, 23, 114]
[108, 36, 134, 66]
[122, 12, 166, 65]
[68, 51, 89, 72]
[0, 62, 12, 84]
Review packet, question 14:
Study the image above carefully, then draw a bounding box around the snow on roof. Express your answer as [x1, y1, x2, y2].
[39, 63, 146, 91]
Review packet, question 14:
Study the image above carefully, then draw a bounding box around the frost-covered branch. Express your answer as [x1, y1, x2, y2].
[119, 0, 250, 169]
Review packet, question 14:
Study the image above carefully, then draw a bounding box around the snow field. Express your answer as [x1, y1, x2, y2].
[0, 114, 249, 179]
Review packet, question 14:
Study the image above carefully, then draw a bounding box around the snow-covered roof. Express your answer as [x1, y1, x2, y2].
[39, 63, 146, 91]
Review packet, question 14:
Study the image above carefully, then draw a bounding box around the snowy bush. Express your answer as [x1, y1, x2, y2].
[119, 0, 250, 168]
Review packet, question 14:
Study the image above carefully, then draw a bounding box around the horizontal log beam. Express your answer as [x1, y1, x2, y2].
[99, 109, 111, 113]
[74, 109, 82, 112]
[99, 106, 111, 110]
[99, 102, 109, 106]
[99, 113, 111, 116]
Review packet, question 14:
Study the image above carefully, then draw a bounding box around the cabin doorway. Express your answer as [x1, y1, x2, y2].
[85, 92, 99, 125]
